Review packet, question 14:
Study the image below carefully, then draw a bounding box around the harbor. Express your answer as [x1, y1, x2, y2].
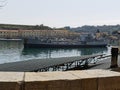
[0, 40, 109, 64]
[0, 49, 119, 72]
[1, 1, 120, 90]
[0, 40, 113, 72]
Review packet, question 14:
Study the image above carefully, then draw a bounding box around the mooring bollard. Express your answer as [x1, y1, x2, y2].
[110, 47, 119, 68]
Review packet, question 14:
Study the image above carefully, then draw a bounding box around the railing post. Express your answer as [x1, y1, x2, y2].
[110, 47, 119, 68]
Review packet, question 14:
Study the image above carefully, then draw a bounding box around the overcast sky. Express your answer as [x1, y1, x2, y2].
[0, 0, 120, 27]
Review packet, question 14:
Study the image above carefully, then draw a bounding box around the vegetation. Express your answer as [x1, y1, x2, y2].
[1, 24, 120, 34]
[70, 25, 120, 34]
[0, 24, 53, 30]
[0, 24, 69, 30]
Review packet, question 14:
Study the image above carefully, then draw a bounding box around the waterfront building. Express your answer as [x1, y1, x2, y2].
[0, 30, 19, 38]
[0, 29, 80, 40]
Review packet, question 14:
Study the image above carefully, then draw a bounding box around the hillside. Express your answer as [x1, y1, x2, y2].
[70, 25, 120, 33]
[1, 24, 120, 34]
[0, 24, 52, 30]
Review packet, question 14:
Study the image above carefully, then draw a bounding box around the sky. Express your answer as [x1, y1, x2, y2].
[0, 0, 120, 28]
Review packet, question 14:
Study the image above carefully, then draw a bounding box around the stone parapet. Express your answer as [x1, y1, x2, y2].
[0, 70, 120, 90]
[0, 72, 24, 90]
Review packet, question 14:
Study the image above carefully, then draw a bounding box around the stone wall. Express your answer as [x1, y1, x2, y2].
[1, 70, 120, 90]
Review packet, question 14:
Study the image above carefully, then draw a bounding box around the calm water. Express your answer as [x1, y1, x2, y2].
[0, 41, 111, 64]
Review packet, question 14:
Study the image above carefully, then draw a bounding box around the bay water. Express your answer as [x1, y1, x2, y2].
[0, 41, 111, 64]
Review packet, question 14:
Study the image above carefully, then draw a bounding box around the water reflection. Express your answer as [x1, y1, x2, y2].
[22, 47, 108, 60]
[0, 41, 24, 63]
[0, 41, 110, 64]
[78, 47, 108, 55]
[22, 48, 79, 60]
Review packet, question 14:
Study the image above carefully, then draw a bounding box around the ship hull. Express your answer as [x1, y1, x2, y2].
[24, 39, 108, 48]
[24, 43, 107, 48]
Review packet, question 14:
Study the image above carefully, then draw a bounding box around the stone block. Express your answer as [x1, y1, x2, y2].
[25, 71, 79, 81]
[82, 70, 120, 90]
[25, 71, 81, 90]
[68, 70, 98, 90]
[24, 70, 120, 90]
[0, 72, 24, 90]
[98, 70, 120, 90]
[96, 69, 120, 90]
[25, 80, 82, 90]
[98, 76, 120, 90]
[81, 78, 97, 90]
[0, 82, 21, 90]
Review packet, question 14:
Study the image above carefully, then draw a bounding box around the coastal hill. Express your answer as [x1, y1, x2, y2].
[0, 24, 53, 30]
[67, 25, 120, 33]
[1, 24, 120, 33]
[0, 24, 119, 46]
[0, 24, 80, 40]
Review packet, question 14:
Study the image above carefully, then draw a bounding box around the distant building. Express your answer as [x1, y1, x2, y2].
[0, 29, 79, 40]
[0, 30, 19, 38]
